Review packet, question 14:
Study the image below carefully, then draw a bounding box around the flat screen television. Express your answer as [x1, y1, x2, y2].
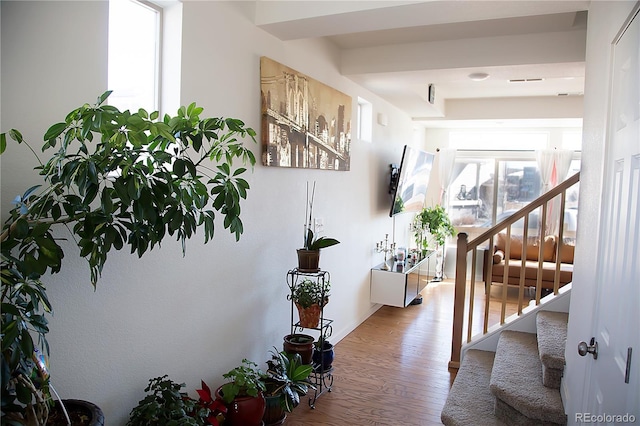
[389, 145, 435, 217]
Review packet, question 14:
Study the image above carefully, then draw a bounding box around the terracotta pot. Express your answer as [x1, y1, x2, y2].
[296, 303, 322, 328]
[283, 333, 314, 364]
[296, 249, 320, 272]
[215, 387, 265, 426]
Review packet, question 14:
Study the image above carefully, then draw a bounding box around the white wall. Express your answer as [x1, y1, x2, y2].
[0, 2, 416, 424]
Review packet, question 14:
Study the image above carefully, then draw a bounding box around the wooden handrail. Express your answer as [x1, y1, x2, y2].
[448, 172, 580, 370]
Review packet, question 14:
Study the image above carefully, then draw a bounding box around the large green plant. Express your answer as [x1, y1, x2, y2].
[0, 92, 256, 423]
[413, 205, 455, 251]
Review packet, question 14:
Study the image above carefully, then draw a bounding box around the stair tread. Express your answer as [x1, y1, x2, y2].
[537, 311, 569, 370]
[490, 330, 567, 425]
[441, 350, 506, 426]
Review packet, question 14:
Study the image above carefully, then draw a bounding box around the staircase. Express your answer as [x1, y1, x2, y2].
[441, 311, 569, 425]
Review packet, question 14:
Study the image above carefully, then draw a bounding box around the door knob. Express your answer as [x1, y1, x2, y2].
[578, 337, 598, 359]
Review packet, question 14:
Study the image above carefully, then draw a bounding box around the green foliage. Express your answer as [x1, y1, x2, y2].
[127, 376, 209, 426]
[0, 92, 256, 420]
[291, 278, 330, 309]
[263, 348, 313, 412]
[413, 205, 456, 250]
[303, 229, 340, 251]
[219, 359, 266, 404]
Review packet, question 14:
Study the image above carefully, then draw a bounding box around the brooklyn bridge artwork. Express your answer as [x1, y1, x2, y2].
[260, 56, 352, 171]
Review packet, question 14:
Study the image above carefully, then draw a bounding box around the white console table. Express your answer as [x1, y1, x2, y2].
[370, 252, 435, 308]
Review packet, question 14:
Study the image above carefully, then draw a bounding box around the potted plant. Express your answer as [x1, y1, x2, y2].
[291, 278, 330, 328]
[46, 399, 105, 426]
[1, 92, 257, 424]
[297, 181, 340, 271]
[413, 205, 455, 281]
[194, 381, 229, 426]
[312, 338, 335, 373]
[127, 376, 221, 426]
[413, 205, 455, 256]
[262, 348, 314, 425]
[282, 334, 315, 365]
[214, 359, 266, 426]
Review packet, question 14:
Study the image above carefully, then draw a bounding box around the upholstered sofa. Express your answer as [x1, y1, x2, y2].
[484, 233, 574, 293]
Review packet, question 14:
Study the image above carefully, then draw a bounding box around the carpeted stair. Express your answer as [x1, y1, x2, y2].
[441, 311, 569, 425]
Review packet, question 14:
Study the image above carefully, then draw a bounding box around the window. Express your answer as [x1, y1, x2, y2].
[447, 153, 581, 240]
[108, 0, 162, 112]
[357, 97, 372, 142]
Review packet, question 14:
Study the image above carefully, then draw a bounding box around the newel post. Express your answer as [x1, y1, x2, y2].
[449, 232, 468, 370]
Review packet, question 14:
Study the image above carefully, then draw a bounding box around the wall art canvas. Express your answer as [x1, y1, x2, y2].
[260, 56, 352, 171]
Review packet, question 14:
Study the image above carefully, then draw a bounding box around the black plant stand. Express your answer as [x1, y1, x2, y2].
[286, 268, 334, 408]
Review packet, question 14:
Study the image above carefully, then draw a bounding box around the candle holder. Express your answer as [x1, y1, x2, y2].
[375, 234, 396, 271]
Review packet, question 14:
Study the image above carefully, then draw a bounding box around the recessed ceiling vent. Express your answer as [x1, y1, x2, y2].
[509, 78, 545, 83]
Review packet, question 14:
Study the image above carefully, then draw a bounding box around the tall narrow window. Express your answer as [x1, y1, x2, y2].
[108, 0, 161, 112]
[357, 97, 372, 142]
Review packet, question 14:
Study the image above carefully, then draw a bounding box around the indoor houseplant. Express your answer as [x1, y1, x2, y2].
[413, 205, 455, 256]
[127, 376, 222, 426]
[291, 278, 331, 328]
[0, 92, 257, 424]
[312, 338, 335, 373]
[262, 348, 313, 425]
[413, 204, 455, 280]
[214, 359, 266, 426]
[297, 181, 340, 271]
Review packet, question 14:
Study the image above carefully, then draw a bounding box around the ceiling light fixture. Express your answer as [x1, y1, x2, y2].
[468, 72, 490, 81]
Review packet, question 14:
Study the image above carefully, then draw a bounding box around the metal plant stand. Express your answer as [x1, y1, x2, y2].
[286, 268, 334, 408]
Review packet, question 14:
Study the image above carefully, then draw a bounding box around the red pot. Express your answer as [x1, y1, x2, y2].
[215, 386, 265, 426]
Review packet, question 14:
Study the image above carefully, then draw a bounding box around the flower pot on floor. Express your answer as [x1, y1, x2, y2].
[215, 386, 265, 426]
[46, 399, 104, 426]
[263, 394, 286, 426]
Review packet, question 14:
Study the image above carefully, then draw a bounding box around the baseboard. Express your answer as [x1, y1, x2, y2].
[329, 302, 383, 345]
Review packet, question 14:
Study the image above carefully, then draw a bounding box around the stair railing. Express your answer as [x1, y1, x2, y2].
[448, 172, 580, 369]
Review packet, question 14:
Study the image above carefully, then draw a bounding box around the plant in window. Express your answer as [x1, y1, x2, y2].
[0, 92, 257, 424]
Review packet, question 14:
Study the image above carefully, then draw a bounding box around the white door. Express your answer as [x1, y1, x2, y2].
[583, 4, 640, 420]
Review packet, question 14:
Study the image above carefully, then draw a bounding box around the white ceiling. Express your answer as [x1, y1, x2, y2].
[255, 1, 590, 128]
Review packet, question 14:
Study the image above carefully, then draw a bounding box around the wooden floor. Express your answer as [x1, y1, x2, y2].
[284, 279, 525, 426]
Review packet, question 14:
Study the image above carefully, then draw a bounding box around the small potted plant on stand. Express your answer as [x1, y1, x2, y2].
[261, 349, 314, 425]
[312, 337, 335, 373]
[214, 359, 266, 426]
[291, 278, 330, 329]
[282, 333, 315, 365]
[297, 182, 340, 271]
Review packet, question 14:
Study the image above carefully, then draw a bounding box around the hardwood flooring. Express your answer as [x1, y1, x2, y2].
[284, 279, 524, 426]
